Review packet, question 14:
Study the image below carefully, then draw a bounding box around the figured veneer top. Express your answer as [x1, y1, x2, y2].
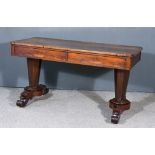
[11, 37, 142, 57]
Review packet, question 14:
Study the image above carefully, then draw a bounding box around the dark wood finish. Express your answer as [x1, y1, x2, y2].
[13, 45, 67, 62]
[109, 69, 130, 124]
[11, 37, 142, 123]
[16, 58, 49, 107]
[27, 58, 41, 88]
[67, 52, 131, 70]
[11, 37, 141, 56]
[11, 37, 142, 70]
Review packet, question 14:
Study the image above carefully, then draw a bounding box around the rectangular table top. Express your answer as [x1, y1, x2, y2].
[12, 37, 142, 57]
[11, 37, 142, 70]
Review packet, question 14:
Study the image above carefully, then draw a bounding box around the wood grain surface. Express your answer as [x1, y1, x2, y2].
[11, 37, 142, 70]
[11, 37, 142, 123]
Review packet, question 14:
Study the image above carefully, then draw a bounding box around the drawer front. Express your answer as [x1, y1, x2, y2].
[12, 45, 67, 61]
[68, 52, 130, 70]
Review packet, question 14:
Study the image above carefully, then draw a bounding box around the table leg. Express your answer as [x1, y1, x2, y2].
[16, 58, 49, 107]
[109, 69, 131, 124]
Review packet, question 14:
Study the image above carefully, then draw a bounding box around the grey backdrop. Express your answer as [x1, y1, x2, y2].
[0, 27, 154, 92]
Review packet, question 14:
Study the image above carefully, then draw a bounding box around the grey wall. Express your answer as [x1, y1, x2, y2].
[0, 27, 155, 92]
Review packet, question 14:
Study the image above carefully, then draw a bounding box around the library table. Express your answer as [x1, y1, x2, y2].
[11, 37, 142, 124]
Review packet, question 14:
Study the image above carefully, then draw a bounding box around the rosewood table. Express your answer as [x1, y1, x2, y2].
[11, 37, 142, 124]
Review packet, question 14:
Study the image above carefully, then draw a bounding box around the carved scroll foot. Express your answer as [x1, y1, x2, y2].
[111, 111, 121, 124]
[16, 97, 29, 107]
[16, 84, 49, 107]
[109, 98, 130, 124]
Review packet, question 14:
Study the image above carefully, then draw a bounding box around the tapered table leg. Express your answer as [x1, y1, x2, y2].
[109, 69, 131, 124]
[16, 58, 49, 107]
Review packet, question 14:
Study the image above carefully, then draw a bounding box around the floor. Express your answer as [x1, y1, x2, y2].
[0, 87, 155, 128]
